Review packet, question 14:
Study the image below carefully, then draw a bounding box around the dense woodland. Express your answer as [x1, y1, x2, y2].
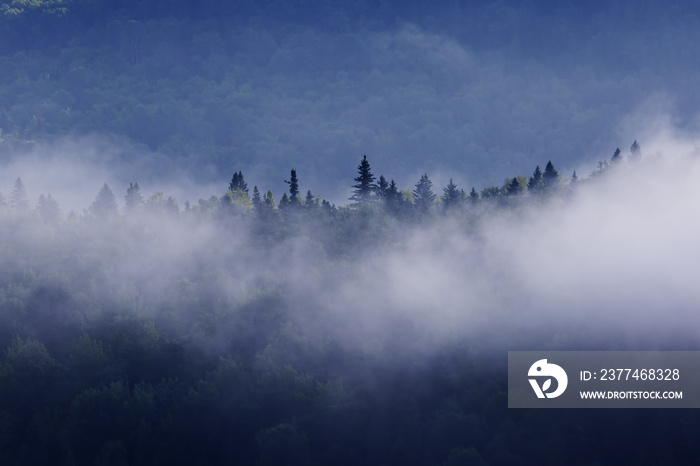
[2, 0, 700, 194]
[2, 0, 700, 465]
[1, 146, 700, 465]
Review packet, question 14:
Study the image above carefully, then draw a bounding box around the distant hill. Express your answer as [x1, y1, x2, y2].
[1, 0, 699, 201]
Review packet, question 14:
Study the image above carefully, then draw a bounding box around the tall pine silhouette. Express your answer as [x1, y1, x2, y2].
[350, 155, 376, 205]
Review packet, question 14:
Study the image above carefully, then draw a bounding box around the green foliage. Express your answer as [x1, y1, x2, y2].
[221, 188, 252, 213]
[504, 176, 525, 196]
[480, 186, 500, 199]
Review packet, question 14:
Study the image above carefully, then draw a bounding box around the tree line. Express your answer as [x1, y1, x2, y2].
[0, 140, 641, 230]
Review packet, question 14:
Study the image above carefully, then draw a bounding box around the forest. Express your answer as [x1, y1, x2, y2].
[2, 0, 700, 196]
[3, 0, 700, 464]
[2, 144, 700, 465]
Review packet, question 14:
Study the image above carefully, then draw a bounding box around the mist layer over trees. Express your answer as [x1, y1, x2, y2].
[1, 137, 700, 464]
[3, 1, 700, 464]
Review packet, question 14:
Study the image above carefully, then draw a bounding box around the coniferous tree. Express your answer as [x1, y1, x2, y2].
[350, 155, 376, 205]
[263, 190, 276, 210]
[304, 190, 316, 209]
[279, 193, 290, 209]
[630, 140, 641, 159]
[376, 175, 389, 200]
[229, 171, 248, 194]
[413, 173, 436, 213]
[527, 166, 544, 193]
[321, 199, 336, 215]
[252, 186, 262, 210]
[285, 169, 300, 206]
[89, 183, 118, 219]
[610, 147, 622, 164]
[384, 179, 402, 213]
[10, 177, 28, 210]
[37, 193, 60, 223]
[165, 196, 179, 215]
[125, 182, 144, 211]
[469, 187, 479, 202]
[229, 172, 240, 192]
[506, 177, 524, 196]
[571, 171, 579, 184]
[239, 172, 248, 193]
[442, 178, 462, 209]
[481, 186, 500, 199]
[542, 161, 560, 191]
[593, 160, 609, 177]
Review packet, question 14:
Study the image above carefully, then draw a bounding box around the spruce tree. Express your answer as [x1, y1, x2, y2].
[630, 140, 641, 159]
[165, 196, 179, 215]
[10, 177, 28, 210]
[527, 166, 544, 193]
[252, 186, 262, 210]
[413, 173, 436, 213]
[442, 178, 462, 209]
[89, 183, 118, 219]
[285, 169, 300, 206]
[506, 177, 523, 196]
[279, 193, 290, 209]
[229, 171, 248, 194]
[263, 190, 276, 210]
[37, 193, 60, 223]
[304, 190, 316, 209]
[542, 161, 560, 191]
[376, 175, 389, 199]
[229, 172, 239, 192]
[610, 148, 622, 164]
[469, 187, 479, 202]
[321, 199, 336, 215]
[384, 179, 401, 212]
[350, 155, 376, 204]
[125, 182, 144, 211]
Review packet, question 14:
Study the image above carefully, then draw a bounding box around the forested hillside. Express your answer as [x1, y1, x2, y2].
[2, 0, 700, 196]
[1, 146, 700, 465]
[3, 1, 700, 464]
